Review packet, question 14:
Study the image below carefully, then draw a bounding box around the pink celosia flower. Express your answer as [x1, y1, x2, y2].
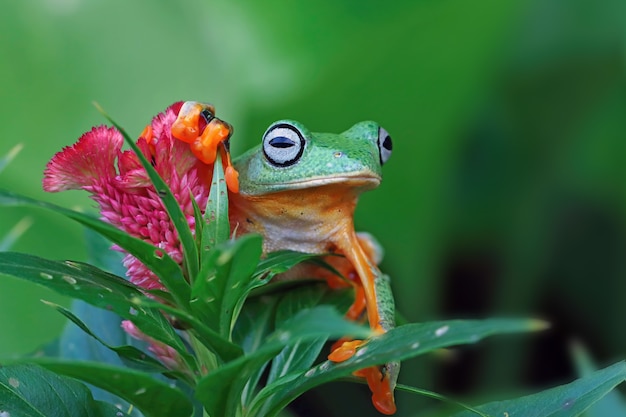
[43, 102, 213, 290]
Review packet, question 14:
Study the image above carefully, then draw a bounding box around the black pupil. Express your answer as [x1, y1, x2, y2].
[269, 136, 295, 148]
[382, 135, 392, 151]
[201, 109, 214, 123]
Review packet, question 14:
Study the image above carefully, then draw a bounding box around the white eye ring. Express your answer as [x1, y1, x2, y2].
[378, 127, 392, 165]
[262, 123, 305, 167]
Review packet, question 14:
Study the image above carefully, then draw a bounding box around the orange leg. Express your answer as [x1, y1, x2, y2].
[326, 229, 397, 415]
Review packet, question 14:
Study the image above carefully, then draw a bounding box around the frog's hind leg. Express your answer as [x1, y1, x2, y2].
[328, 229, 398, 415]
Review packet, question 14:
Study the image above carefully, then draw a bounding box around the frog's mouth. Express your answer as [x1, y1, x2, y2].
[278, 173, 381, 190]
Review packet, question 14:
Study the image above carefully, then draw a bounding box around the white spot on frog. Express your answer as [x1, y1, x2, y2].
[134, 387, 147, 395]
[39, 272, 53, 280]
[435, 325, 449, 337]
[8, 378, 19, 388]
[0, 411, 11, 417]
[355, 348, 368, 357]
[411, 342, 420, 349]
[305, 368, 316, 377]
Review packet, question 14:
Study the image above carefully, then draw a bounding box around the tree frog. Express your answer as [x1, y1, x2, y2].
[172, 102, 398, 415]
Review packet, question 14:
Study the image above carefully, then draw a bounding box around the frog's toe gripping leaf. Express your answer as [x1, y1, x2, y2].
[171, 101, 239, 193]
[329, 340, 399, 415]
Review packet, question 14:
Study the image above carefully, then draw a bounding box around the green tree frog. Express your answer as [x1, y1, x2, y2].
[172, 103, 398, 415]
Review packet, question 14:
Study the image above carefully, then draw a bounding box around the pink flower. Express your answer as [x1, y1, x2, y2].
[43, 102, 213, 290]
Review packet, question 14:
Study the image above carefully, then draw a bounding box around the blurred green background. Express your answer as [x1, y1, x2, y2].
[1, 0, 626, 415]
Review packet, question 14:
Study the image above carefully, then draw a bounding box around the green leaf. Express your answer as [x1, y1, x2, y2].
[43, 300, 169, 373]
[133, 296, 242, 362]
[54, 300, 149, 416]
[0, 190, 191, 307]
[251, 318, 543, 417]
[25, 359, 194, 417]
[453, 361, 626, 417]
[0, 363, 121, 417]
[0, 252, 193, 369]
[251, 251, 344, 283]
[201, 152, 230, 253]
[233, 296, 280, 406]
[191, 234, 263, 338]
[96, 105, 200, 283]
[571, 344, 626, 417]
[395, 384, 489, 417]
[267, 286, 329, 384]
[195, 306, 371, 417]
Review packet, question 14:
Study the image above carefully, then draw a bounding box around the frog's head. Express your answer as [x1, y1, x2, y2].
[234, 120, 392, 196]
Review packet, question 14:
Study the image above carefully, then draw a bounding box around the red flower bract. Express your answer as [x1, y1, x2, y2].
[43, 103, 213, 290]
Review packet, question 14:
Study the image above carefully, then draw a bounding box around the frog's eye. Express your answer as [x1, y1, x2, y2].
[262, 123, 305, 167]
[378, 127, 393, 165]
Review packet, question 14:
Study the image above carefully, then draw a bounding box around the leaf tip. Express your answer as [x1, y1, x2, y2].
[528, 319, 550, 332]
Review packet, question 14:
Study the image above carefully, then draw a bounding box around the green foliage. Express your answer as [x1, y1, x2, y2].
[1, 114, 624, 417]
[452, 362, 626, 417]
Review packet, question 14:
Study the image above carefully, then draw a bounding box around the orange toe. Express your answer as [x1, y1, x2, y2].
[358, 366, 396, 415]
[328, 340, 363, 362]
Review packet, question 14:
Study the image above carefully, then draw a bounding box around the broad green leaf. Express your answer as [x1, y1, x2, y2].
[453, 361, 626, 417]
[0, 363, 121, 417]
[96, 106, 200, 283]
[191, 234, 263, 338]
[251, 318, 543, 417]
[25, 359, 194, 417]
[0, 190, 191, 307]
[202, 152, 230, 252]
[0, 252, 193, 369]
[196, 306, 371, 417]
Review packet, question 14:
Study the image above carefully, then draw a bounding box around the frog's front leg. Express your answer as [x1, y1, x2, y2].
[328, 229, 399, 415]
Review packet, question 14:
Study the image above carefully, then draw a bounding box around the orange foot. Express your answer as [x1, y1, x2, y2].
[328, 339, 397, 415]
